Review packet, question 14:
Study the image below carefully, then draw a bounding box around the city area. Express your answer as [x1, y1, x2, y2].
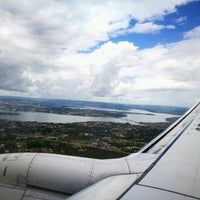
[0, 96, 186, 158]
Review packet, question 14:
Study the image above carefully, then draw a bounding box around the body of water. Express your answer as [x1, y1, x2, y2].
[0, 110, 178, 124]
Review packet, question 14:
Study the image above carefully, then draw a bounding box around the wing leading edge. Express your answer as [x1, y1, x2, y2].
[0, 103, 200, 200]
[120, 102, 200, 199]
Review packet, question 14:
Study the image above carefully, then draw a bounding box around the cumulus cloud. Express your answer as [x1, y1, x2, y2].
[0, 64, 32, 92]
[90, 27, 200, 106]
[0, 0, 192, 52]
[45, 29, 200, 106]
[0, 0, 199, 106]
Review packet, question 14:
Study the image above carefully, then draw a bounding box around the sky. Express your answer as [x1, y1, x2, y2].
[0, 0, 200, 107]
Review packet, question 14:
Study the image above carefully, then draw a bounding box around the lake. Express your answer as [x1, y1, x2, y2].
[0, 109, 178, 124]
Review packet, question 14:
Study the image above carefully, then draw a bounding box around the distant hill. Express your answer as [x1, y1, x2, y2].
[0, 96, 188, 115]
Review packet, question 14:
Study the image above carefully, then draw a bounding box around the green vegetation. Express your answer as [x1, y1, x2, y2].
[0, 119, 174, 158]
[0, 96, 181, 158]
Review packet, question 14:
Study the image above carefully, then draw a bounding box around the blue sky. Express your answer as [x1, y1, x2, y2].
[111, 1, 200, 49]
[0, 0, 200, 107]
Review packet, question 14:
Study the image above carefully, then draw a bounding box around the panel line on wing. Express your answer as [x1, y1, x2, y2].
[137, 183, 200, 200]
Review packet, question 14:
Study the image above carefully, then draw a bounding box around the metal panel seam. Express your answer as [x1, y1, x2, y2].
[124, 158, 131, 174]
[87, 159, 95, 185]
[21, 153, 39, 200]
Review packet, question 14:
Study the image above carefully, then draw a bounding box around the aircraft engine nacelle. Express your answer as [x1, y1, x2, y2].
[0, 152, 156, 199]
[0, 153, 129, 196]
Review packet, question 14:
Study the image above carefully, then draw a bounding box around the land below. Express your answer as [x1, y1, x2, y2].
[0, 96, 185, 159]
[0, 119, 176, 159]
[0, 96, 187, 116]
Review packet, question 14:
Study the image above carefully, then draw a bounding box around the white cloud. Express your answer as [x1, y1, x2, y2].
[27, 28, 199, 107]
[128, 22, 175, 34]
[1, 32, 200, 106]
[0, 0, 192, 52]
[175, 16, 187, 24]
[184, 26, 200, 39]
[0, 0, 199, 107]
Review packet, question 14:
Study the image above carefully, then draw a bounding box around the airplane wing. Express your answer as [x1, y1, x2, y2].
[0, 103, 200, 200]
